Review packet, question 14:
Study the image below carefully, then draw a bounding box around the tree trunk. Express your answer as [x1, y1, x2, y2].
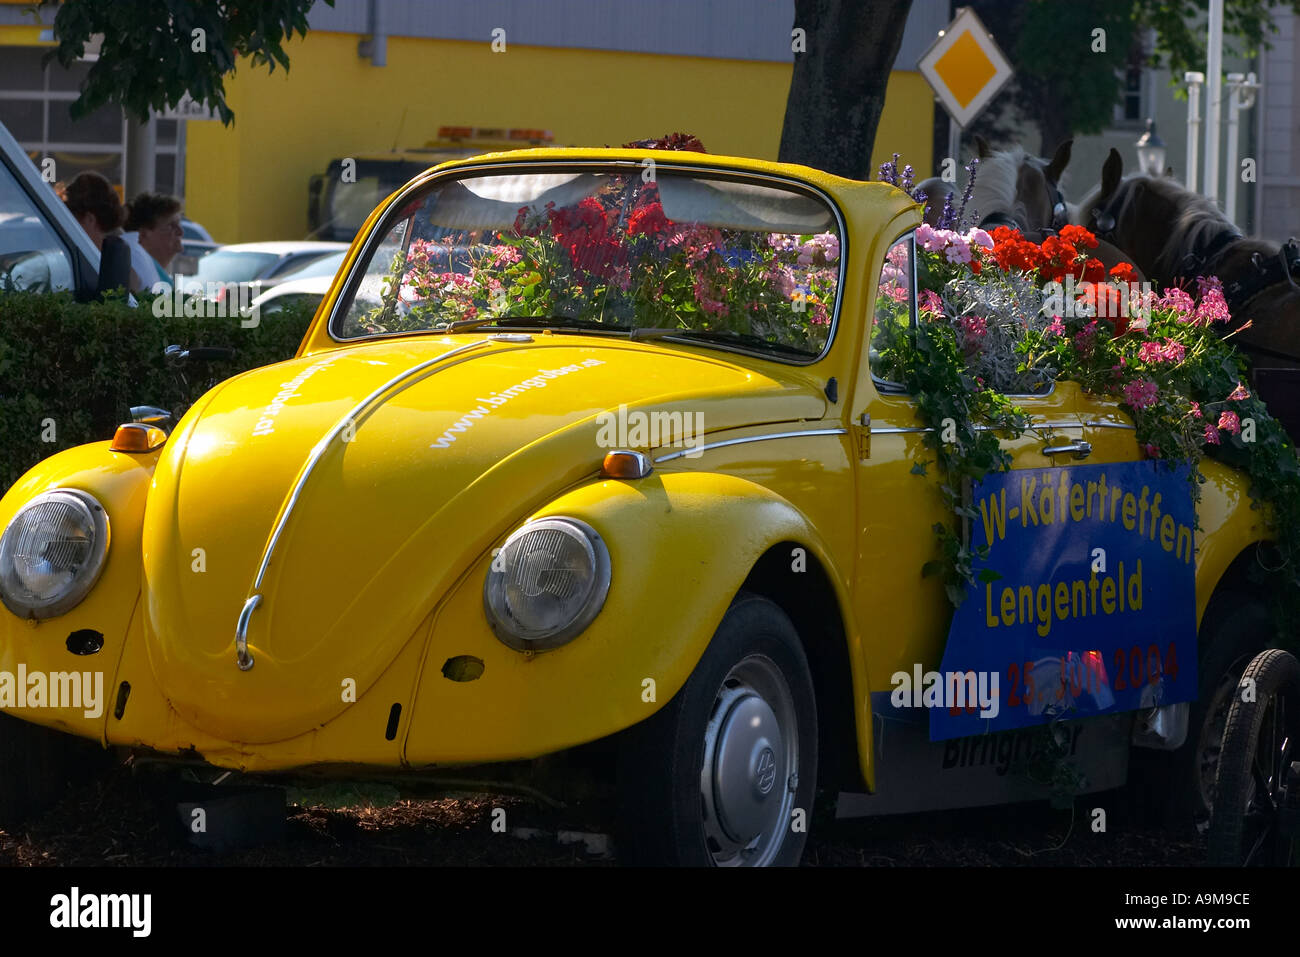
[777, 0, 916, 180]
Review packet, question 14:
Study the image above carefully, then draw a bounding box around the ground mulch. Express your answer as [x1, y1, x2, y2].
[0, 765, 1203, 867]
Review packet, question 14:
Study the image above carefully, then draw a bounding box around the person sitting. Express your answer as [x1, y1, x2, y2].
[122, 192, 183, 291]
[63, 171, 126, 252]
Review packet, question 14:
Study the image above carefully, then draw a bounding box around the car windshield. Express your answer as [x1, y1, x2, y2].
[195, 250, 281, 282]
[333, 167, 842, 359]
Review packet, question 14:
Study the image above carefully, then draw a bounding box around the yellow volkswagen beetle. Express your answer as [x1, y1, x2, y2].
[0, 148, 1275, 866]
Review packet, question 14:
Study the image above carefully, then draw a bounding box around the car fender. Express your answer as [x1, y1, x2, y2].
[403, 469, 877, 780]
[0, 442, 159, 742]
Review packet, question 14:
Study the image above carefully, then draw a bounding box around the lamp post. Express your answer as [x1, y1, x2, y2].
[1185, 72, 1204, 191]
[1135, 119, 1167, 176]
[1224, 71, 1260, 225]
[1204, 0, 1224, 201]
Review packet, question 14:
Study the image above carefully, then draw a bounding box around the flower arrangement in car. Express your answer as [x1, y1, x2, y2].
[355, 180, 842, 355]
[869, 176, 1300, 627]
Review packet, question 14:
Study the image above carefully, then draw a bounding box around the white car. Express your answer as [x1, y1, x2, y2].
[187, 240, 348, 300]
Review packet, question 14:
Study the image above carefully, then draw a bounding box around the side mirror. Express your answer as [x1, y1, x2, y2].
[96, 234, 132, 299]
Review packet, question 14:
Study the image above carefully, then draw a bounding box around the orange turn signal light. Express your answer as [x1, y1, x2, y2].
[600, 450, 652, 479]
[110, 423, 167, 453]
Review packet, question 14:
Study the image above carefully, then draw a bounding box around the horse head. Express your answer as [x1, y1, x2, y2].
[967, 138, 1072, 235]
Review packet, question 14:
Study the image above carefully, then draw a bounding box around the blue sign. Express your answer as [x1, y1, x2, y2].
[928, 460, 1198, 741]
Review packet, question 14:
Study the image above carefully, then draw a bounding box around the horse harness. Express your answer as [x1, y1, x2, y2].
[1090, 187, 1300, 313]
[979, 166, 1070, 234]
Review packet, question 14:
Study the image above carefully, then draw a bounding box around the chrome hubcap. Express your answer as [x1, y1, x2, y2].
[700, 655, 798, 866]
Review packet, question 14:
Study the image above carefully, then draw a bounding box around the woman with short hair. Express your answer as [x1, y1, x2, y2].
[122, 192, 183, 291]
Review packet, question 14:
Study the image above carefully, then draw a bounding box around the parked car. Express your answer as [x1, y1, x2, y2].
[188, 240, 348, 301]
[244, 250, 347, 315]
[0, 148, 1279, 866]
[0, 119, 108, 297]
[180, 218, 219, 260]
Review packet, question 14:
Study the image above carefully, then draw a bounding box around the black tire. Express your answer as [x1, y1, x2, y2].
[615, 593, 818, 866]
[1207, 649, 1300, 866]
[1128, 592, 1271, 832]
[0, 712, 112, 829]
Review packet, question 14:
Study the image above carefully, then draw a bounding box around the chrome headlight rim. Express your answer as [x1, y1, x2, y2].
[0, 488, 110, 621]
[484, 517, 611, 652]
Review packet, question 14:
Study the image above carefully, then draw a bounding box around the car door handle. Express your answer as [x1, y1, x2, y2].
[1042, 441, 1092, 460]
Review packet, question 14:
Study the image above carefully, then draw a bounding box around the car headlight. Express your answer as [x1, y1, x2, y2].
[0, 490, 110, 621]
[484, 518, 611, 651]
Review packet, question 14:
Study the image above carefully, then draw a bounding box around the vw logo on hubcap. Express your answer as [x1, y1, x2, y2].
[754, 746, 777, 795]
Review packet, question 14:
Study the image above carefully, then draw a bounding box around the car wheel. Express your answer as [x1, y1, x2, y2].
[616, 593, 818, 866]
[1128, 591, 1270, 832]
[1207, 649, 1300, 866]
[0, 712, 111, 828]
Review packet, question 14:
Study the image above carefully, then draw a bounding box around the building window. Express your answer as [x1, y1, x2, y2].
[0, 45, 182, 199]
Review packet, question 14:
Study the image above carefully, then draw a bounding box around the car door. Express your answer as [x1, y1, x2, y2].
[852, 230, 1090, 700]
[838, 229, 1133, 815]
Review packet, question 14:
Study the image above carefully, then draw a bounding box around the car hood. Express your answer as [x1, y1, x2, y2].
[141, 335, 827, 743]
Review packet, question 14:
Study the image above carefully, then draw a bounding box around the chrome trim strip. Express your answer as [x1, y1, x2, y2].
[871, 422, 1087, 435]
[235, 595, 261, 671]
[252, 340, 489, 591]
[1083, 420, 1137, 430]
[654, 428, 846, 463]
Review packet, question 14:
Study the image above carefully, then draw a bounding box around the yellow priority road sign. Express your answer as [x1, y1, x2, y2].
[917, 7, 1013, 129]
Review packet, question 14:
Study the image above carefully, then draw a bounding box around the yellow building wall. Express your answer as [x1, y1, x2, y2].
[186, 33, 933, 243]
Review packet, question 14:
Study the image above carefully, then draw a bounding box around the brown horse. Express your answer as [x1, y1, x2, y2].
[1076, 148, 1300, 367]
[1076, 147, 1300, 433]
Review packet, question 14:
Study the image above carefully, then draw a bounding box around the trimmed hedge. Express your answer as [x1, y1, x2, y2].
[0, 292, 314, 491]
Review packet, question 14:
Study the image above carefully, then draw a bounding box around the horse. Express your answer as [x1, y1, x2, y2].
[1075, 147, 1300, 433]
[917, 137, 1142, 278]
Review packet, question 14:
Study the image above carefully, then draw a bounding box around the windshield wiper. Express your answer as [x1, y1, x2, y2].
[629, 328, 814, 357]
[442, 315, 631, 333]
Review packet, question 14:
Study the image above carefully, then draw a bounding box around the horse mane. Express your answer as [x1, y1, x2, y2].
[1094, 173, 1246, 275]
[967, 146, 1028, 225]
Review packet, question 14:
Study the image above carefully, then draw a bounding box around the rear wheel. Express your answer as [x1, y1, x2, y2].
[1129, 592, 1270, 831]
[616, 594, 818, 866]
[1207, 649, 1300, 866]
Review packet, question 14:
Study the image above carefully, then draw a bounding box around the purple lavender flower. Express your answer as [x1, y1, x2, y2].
[937, 192, 957, 230]
[955, 157, 980, 231]
[901, 164, 915, 196]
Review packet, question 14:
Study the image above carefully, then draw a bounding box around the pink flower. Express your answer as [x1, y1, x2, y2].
[1204, 423, 1221, 445]
[918, 288, 943, 314]
[1196, 288, 1232, 324]
[1046, 315, 1065, 337]
[960, 314, 987, 352]
[961, 314, 988, 337]
[1144, 443, 1161, 458]
[813, 232, 840, 262]
[1217, 410, 1241, 434]
[1228, 382, 1251, 401]
[943, 238, 973, 264]
[1122, 378, 1159, 410]
[1161, 340, 1186, 362]
[1137, 341, 1164, 363]
[1159, 287, 1195, 320]
[963, 227, 994, 250]
[915, 223, 940, 251]
[768, 264, 796, 298]
[1073, 320, 1098, 354]
[1190, 401, 1202, 419]
[490, 244, 521, 265]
